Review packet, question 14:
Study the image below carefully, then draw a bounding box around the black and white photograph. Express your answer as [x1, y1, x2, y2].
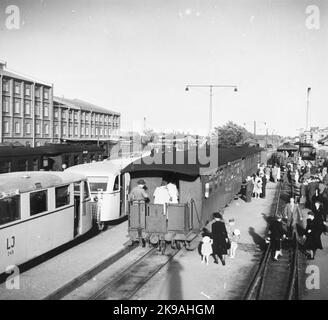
[0, 0, 327, 305]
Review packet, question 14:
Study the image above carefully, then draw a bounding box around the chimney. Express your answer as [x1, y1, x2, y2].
[0, 60, 7, 70]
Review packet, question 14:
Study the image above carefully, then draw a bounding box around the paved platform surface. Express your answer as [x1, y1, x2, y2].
[0, 221, 129, 300]
[133, 183, 279, 300]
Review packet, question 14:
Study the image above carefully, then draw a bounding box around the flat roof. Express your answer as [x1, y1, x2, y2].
[54, 97, 120, 116]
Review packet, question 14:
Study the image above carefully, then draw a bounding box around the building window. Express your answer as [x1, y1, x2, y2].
[44, 124, 49, 135]
[35, 102, 40, 116]
[86, 127, 89, 135]
[14, 99, 20, 114]
[24, 100, 31, 115]
[100, 127, 103, 136]
[44, 104, 49, 117]
[2, 97, 9, 112]
[54, 109, 59, 118]
[74, 126, 78, 135]
[4, 121, 9, 134]
[44, 89, 49, 100]
[14, 82, 21, 94]
[2, 79, 9, 92]
[35, 87, 40, 98]
[15, 122, 20, 134]
[25, 85, 31, 96]
[36, 141, 41, 147]
[104, 128, 107, 136]
[63, 126, 67, 135]
[69, 126, 73, 135]
[26, 122, 31, 134]
[36, 123, 41, 134]
[54, 125, 59, 135]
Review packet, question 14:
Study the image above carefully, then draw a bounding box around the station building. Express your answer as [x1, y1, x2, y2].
[0, 61, 121, 147]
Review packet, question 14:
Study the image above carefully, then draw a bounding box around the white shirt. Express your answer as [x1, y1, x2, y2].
[167, 183, 179, 203]
[153, 186, 170, 205]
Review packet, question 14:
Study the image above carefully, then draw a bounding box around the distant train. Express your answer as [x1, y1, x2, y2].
[0, 171, 93, 275]
[0, 143, 106, 174]
[122, 145, 264, 250]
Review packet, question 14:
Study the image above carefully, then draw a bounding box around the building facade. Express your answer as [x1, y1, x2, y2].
[0, 61, 121, 147]
[53, 97, 120, 143]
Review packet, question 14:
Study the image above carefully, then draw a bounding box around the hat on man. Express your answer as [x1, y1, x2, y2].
[137, 179, 146, 185]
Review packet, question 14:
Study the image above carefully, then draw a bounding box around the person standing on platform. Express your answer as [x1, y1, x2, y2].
[211, 212, 229, 266]
[268, 215, 286, 261]
[283, 197, 302, 239]
[272, 164, 278, 183]
[260, 173, 267, 199]
[303, 211, 325, 259]
[253, 174, 262, 199]
[276, 165, 281, 182]
[312, 200, 326, 223]
[245, 176, 254, 203]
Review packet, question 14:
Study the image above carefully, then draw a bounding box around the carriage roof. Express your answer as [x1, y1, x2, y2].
[0, 171, 86, 194]
[122, 145, 263, 177]
[65, 156, 143, 177]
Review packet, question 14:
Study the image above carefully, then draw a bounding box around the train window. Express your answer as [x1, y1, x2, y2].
[83, 181, 90, 200]
[89, 177, 108, 192]
[113, 176, 119, 191]
[55, 185, 70, 208]
[30, 190, 48, 216]
[0, 194, 20, 226]
[0, 161, 11, 173]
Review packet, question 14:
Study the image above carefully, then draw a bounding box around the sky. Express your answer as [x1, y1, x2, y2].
[0, 0, 327, 136]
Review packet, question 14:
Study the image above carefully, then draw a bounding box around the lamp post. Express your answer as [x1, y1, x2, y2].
[185, 84, 238, 136]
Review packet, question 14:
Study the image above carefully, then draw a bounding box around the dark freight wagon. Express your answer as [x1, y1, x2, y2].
[123, 144, 263, 253]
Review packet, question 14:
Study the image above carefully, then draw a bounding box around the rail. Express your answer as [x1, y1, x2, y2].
[244, 172, 300, 300]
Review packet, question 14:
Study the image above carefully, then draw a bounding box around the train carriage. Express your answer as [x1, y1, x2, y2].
[0, 171, 92, 275]
[65, 155, 147, 230]
[123, 145, 263, 252]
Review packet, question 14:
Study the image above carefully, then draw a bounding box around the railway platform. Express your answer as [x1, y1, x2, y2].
[133, 182, 279, 300]
[0, 221, 130, 300]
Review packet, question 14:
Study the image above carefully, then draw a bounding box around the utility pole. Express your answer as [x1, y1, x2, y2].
[306, 87, 311, 132]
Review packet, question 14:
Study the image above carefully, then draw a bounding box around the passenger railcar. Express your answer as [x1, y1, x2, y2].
[65, 156, 147, 230]
[0, 171, 92, 275]
[122, 145, 263, 251]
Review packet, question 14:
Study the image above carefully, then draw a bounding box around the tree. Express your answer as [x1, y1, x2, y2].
[212, 121, 253, 146]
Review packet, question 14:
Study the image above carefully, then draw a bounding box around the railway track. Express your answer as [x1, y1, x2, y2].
[244, 176, 300, 300]
[89, 246, 181, 300]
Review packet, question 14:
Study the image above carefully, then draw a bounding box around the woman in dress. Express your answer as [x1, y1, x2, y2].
[211, 212, 229, 266]
[303, 211, 325, 259]
[253, 174, 262, 199]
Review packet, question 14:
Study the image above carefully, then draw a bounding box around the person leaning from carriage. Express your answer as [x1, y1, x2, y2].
[211, 211, 229, 266]
[267, 214, 286, 261]
[302, 211, 325, 259]
[128, 179, 150, 203]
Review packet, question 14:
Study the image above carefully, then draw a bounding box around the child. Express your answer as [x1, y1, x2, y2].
[201, 236, 213, 265]
[230, 229, 241, 258]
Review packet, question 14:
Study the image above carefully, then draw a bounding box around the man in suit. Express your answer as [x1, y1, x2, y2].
[283, 197, 302, 239]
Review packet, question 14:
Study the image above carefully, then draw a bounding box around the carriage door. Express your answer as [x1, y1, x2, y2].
[120, 172, 131, 216]
[80, 181, 92, 234]
[73, 182, 81, 237]
[112, 175, 121, 218]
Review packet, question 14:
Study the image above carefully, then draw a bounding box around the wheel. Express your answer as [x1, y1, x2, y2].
[176, 240, 181, 250]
